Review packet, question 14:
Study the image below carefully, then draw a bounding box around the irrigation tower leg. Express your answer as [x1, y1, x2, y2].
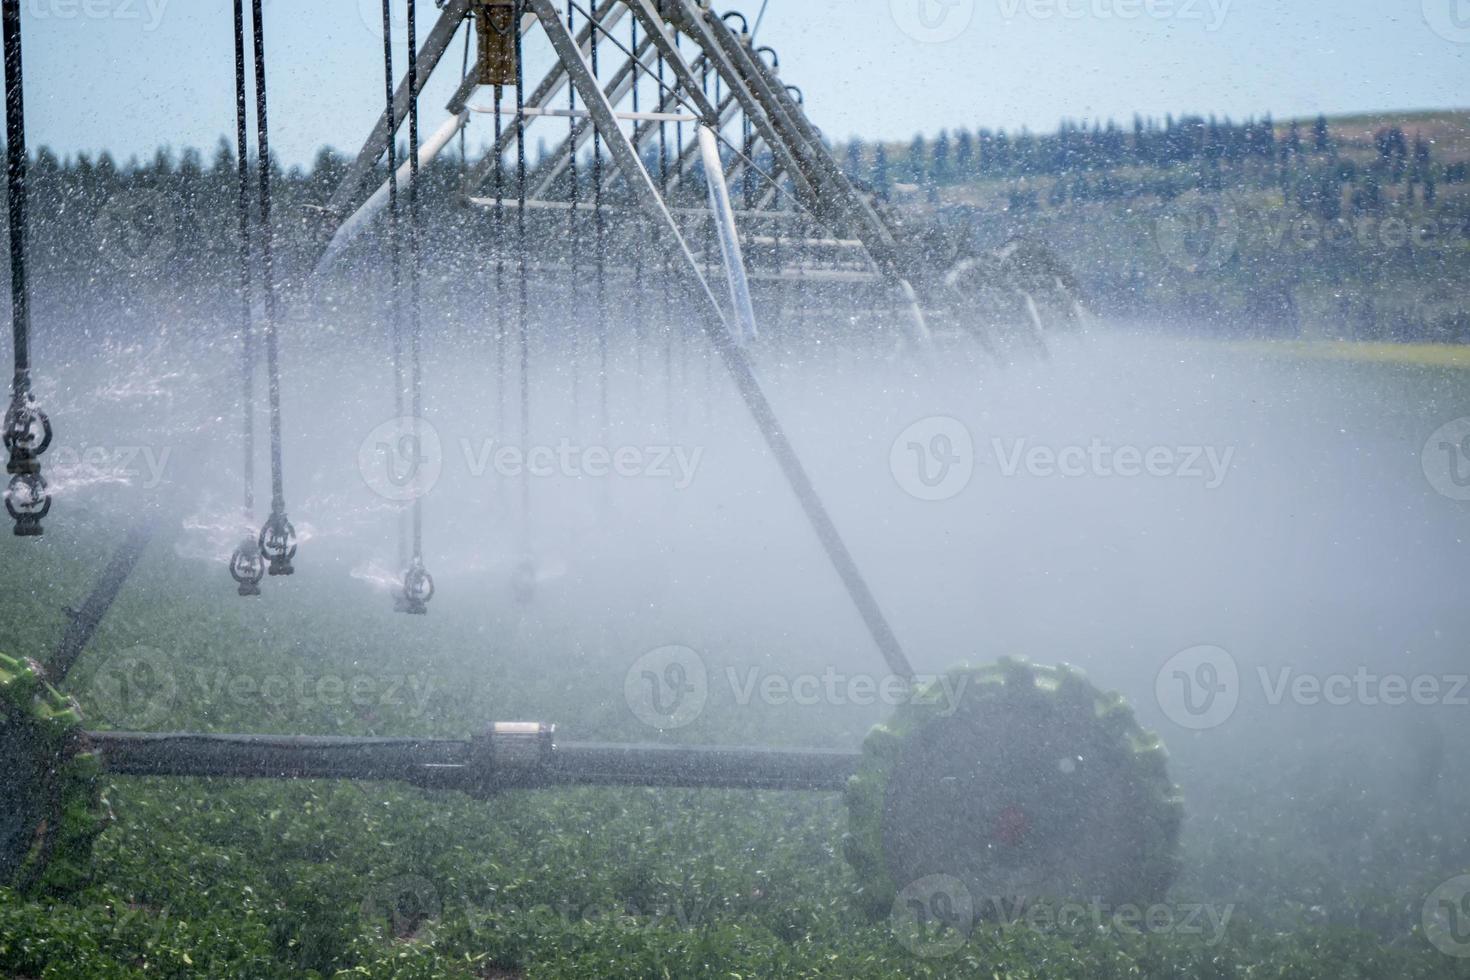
[529, 0, 915, 681]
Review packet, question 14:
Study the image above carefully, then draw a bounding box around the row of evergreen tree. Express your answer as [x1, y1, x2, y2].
[848, 114, 1466, 192]
[11, 112, 1462, 213]
[4, 109, 1464, 300]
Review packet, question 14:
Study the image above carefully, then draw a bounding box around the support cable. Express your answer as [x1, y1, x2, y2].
[564, 0, 702, 120]
[741, 113, 754, 210]
[459, 17, 471, 174]
[752, 0, 770, 40]
[555, 5, 819, 232]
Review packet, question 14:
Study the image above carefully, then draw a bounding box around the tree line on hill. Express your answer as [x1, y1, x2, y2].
[5, 111, 1462, 288]
[850, 114, 1466, 218]
[1, 113, 1465, 343]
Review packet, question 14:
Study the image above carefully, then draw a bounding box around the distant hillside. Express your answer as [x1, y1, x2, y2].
[1302, 109, 1470, 161]
[859, 109, 1470, 174]
[7, 108, 1467, 344]
[843, 109, 1469, 342]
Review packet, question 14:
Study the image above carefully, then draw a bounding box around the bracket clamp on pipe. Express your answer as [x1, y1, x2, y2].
[472, 0, 519, 87]
[468, 721, 555, 795]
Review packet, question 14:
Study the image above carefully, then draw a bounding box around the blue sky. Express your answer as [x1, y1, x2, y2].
[19, 0, 1470, 167]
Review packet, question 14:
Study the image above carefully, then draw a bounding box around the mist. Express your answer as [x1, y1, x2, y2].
[26, 272, 1470, 906]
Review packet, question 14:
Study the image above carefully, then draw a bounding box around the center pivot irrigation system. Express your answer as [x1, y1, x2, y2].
[1, 0, 1171, 922]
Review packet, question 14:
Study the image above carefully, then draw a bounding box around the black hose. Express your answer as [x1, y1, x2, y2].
[251, 0, 278, 504]
[514, 0, 530, 554]
[629, 16, 644, 386]
[567, 1, 581, 419]
[656, 20, 673, 435]
[233, 0, 254, 523]
[227, 0, 264, 592]
[493, 84, 505, 452]
[407, 0, 425, 566]
[3, 0, 29, 398]
[591, 10, 608, 443]
[2, 0, 50, 537]
[672, 29, 686, 428]
[250, 0, 296, 575]
[381, 0, 407, 572]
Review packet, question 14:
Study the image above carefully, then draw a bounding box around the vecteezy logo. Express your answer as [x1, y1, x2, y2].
[1423, 0, 1470, 43]
[1154, 193, 1241, 273]
[1156, 645, 1239, 730]
[358, 416, 443, 502]
[357, 0, 411, 40]
[360, 874, 443, 941]
[1422, 417, 1470, 501]
[889, 0, 975, 43]
[890, 416, 974, 501]
[86, 646, 178, 729]
[890, 874, 974, 958]
[1423, 875, 1470, 958]
[95, 190, 177, 277]
[625, 645, 708, 730]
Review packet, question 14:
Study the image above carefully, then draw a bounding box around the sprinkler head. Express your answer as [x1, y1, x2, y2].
[396, 560, 435, 616]
[5, 471, 50, 537]
[4, 398, 51, 536]
[3, 399, 52, 465]
[258, 513, 297, 576]
[229, 539, 265, 596]
[510, 558, 536, 605]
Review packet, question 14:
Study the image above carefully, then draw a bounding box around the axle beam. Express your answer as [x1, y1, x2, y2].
[86, 729, 860, 794]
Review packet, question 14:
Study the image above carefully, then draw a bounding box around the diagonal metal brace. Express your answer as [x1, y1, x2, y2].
[461, 0, 629, 196]
[527, 0, 915, 681]
[633, 0, 815, 205]
[325, 0, 472, 226]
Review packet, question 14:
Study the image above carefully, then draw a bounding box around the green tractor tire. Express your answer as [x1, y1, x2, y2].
[843, 659, 1182, 919]
[0, 652, 110, 894]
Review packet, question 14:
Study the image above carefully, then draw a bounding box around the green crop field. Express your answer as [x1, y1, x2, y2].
[3, 337, 1469, 980]
[2, 0, 1467, 969]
